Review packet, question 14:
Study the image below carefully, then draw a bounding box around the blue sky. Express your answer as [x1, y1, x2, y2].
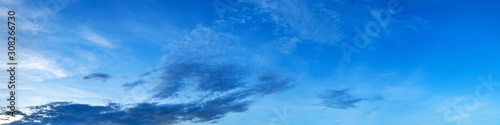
[1, 0, 500, 124]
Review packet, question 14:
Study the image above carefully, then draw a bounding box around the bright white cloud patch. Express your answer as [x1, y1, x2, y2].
[0, 115, 24, 124]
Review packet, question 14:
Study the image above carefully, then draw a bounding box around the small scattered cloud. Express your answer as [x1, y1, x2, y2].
[318, 89, 364, 109]
[121, 80, 145, 90]
[251, 71, 295, 95]
[82, 73, 111, 82]
[318, 88, 383, 109]
[139, 69, 160, 77]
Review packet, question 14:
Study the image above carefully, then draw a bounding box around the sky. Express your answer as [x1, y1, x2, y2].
[0, 0, 500, 124]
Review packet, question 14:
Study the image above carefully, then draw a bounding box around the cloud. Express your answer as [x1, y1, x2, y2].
[219, 0, 349, 45]
[318, 89, 364, 109]
[0, 52, 69, 82]
[21, 55, 68, 78]
[139, 69, 160, 77]
[12, 88, 280, 125]
[121, 80, 146, 90]
[82, 73, 111, 82]
[212, 0, 427, 55]
[251, 71, 295, 95]
[267, 37, 302, 54]
[150, 58, 247, 99]
[0, 115, 23, 124]
[81, 28, 114, 48]
[139, 56, 296, 99]
[0, 0, 75, 36]
[318, 88, 382, 109]
[14, 55, 295, 124]
[11, 92, 251, 124]
[164, 25, 239, 56]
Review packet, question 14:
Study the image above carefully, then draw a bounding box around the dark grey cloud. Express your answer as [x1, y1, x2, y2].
[82, 73, 111, 82]
[318, 89, 382, 109]
[151, 58, 249, 99]
[147, 58, 295, 99]
[10, 93, 250, 125]
[121, 80, 146, 90]
[15, 57, 295, 124]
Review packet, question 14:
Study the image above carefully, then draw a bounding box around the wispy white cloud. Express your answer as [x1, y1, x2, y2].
[0, 52, 68, 82]
[240, 0, 346, 44]
[19, 53, 69, 81]
[0, 0, 66, 35]
[81, 28, 114, 48]
[0, 47, 103, 82]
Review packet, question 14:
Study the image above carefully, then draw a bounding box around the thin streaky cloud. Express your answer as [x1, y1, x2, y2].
[81, 27, 114, 48]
